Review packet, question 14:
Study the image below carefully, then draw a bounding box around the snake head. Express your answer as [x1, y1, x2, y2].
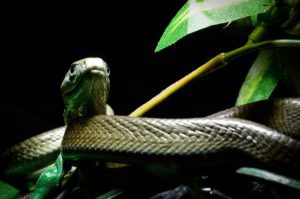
[61, 57, 110, 123]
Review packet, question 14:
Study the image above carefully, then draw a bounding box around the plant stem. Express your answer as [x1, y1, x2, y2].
[224, 39, 300, 62]
[129, 39, 300, 117]
[245, 25, 267, 45]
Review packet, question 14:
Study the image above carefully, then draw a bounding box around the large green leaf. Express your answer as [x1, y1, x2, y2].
[155, 0, 275, 52]
[235, 50, 282, 105]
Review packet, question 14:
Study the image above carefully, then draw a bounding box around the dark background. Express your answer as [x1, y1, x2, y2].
[1, 1, 255, 152]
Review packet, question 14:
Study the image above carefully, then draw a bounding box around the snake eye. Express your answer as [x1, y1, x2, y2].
[106, 67, 110, 76]
[70, 64, 76, 73]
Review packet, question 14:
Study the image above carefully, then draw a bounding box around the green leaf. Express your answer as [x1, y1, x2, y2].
[0, 180, 20, 199]
[31, 154, 63, 199]
[155, 2, 189, 53]
[155, 0, 275, 52]
[235, 50, 282, 105]
[237, 167, 300, 190]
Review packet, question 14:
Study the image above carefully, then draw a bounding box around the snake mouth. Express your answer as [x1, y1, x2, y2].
[62, 67, 108, 97]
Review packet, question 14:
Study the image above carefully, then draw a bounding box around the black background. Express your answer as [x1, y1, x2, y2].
[1, 1, 255, 152]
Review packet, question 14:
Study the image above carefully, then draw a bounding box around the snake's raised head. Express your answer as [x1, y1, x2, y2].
[61, 57, 110, 123]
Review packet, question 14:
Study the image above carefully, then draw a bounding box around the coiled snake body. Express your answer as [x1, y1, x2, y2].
[2, 58, 300, 178]
[63, 99, 300, 170]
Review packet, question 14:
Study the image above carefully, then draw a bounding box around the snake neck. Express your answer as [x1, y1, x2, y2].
[64, 97, 107, 123]
[63, 75, 110, 123]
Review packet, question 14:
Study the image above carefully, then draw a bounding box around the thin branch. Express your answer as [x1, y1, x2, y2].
[224, 39, 300, 62]
[129, 39, 300, 117]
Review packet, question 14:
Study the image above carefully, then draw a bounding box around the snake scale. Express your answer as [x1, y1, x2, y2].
[1, 57, 300, 178]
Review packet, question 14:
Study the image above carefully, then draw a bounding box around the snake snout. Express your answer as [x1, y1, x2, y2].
[84, 58, 109, 77]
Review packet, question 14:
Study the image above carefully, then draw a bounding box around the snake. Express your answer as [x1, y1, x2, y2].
[1, 57, 300, 179]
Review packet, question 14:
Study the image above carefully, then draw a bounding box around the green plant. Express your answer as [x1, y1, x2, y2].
[130, 0, 300, 117]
